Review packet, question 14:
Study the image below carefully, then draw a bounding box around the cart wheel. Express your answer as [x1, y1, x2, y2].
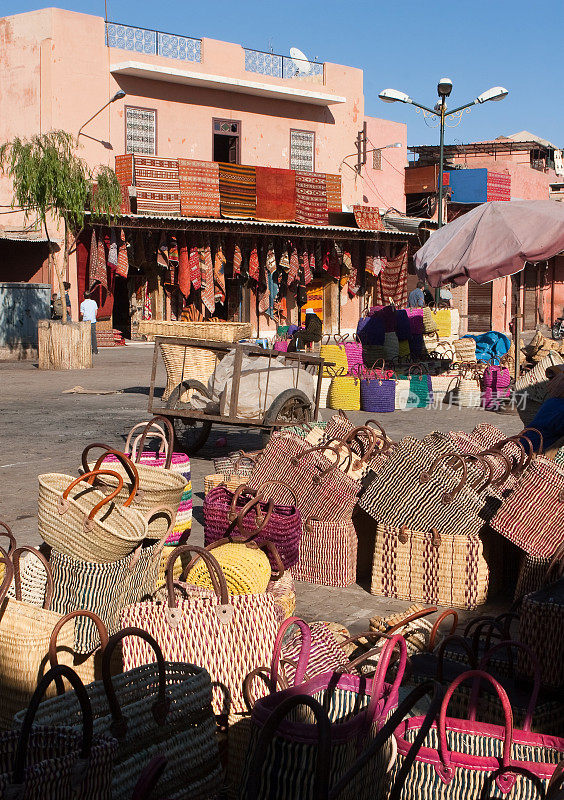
[166, 379, 213, 455]
[263, 389, 313, 429]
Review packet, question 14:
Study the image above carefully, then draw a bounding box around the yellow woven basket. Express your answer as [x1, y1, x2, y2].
[184, 542, 272, 595]
[433, 308, 452, 339]
[327, 373, 361, 411]
[320, 341, 349, 376]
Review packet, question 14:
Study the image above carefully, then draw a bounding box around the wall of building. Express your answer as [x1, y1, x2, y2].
[0, 7, 407, 325]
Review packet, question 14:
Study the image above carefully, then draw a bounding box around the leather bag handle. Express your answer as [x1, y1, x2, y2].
[60, 470, 125, 531]
[49, 610, 110, 695]
[101, 627, 170, 738]
[125, 420, 167, 457]
[420, 453, 468, 504]
[428, 609, 459, 651]
[82, 444, 139, 506]
[165, 545, 232, 626]
[270, 617, 312, 691]
[438, 671, 516, 793]
[0, 521, 16, 556]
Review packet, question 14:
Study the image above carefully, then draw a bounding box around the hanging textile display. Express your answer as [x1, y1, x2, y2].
[168, 234, 179, 265]
[133, 155, 181, 215]
[107, 228, 118, 268]
[325, 173, 342, 213]
[279, 242, 290, 273]
[177, 232, 190, 298]
[374, 243, 408, 306]
[353, 205, 385, 230]
[255, 166, 296, 222]
[267, 270, 278, 318]
[373, 242, 387, 277]
[200, 236, 215, 314]
[157, 232, 168, 269]
[329, 243, 341, 279]
[249, 240, 260, 282]
[265, 240, 276, 274]
[233, 240, 243, 277]
[288, 242, 300, 286]
[258, 263, 270, 314]
[295, 171, 329, 225]
[302, 243, 313, 285]
[219, 162, 257, 219]
[214, 238, 226, 304]
[116, 228, 128, 278]
[348, 241, 361, 297]
[189, 240, 201, 290]
[178, 158, 220, 218]
[88, 229, 107, 293]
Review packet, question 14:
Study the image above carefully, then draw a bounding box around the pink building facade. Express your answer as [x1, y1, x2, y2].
[0, 7, 408, 329]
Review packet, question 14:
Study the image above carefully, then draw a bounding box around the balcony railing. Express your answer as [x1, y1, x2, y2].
[106, 22, 201, 62]
[244, 48, 323, 82]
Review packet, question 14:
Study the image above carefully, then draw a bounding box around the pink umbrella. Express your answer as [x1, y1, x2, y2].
[415, 200, 564, 288]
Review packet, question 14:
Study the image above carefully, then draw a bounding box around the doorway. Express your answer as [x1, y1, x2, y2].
[213, 119, 241, 164]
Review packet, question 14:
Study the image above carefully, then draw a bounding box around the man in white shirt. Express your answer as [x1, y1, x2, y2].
[80, 292, 99, 354]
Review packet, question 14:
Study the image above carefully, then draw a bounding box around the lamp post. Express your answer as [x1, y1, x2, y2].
[77, 89, 126, 144]
[379, 81, 508, 301]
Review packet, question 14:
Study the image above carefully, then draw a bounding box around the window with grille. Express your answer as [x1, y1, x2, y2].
[125, 106, 157, 155]
[290, 129, 315, 172]
[372, 148, 382, 170]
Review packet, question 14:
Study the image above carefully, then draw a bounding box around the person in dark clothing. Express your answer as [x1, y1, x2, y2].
[287, 309, 322, 351]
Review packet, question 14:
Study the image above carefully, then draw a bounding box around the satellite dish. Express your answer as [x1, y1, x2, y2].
[290, 47, 312, 75]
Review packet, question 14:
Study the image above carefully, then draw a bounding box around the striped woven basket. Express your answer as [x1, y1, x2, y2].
[327, 370, 361, 410]
[371, 522, 489, 610]
[453, 337, 477, 363]
[292, 518, 357, 588]
[267, 572, 296, 623]
[422, 306, 438, 334]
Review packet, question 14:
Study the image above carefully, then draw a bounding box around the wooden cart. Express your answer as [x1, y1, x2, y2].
[148, 336, 329, 454]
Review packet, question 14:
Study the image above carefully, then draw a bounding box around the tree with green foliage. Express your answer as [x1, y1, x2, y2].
[0, 130, 121, 322]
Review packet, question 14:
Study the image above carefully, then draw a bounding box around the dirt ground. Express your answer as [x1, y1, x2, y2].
[0, 344, 528, 632]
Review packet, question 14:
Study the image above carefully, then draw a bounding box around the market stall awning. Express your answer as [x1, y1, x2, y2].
[415, 200, 564, 287]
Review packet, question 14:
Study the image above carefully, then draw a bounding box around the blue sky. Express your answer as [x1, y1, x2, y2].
[6, 0, 562, 151]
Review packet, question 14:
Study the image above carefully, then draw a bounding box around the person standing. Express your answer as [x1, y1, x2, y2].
[63, 281, 72, 321]
[80, 291, 98, 354]
[408, 280, 426, 308]
[440, 284, 453, 307]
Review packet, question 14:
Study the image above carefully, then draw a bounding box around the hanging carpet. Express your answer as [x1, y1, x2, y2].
[178, 158, 220, 218]
[353, 205, 385, 230]
[325, 173, 342, 213]
[295, 171, 328, 225]
[133, 156, 180, 215]
[219, 162, 257, 219]
[255, 166, 296, 222]
[177, 232, 190, 298]
[374, 243, 408, 306]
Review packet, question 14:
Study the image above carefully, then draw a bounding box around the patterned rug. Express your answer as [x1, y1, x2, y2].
[115, 155, 133, 186]
[325, 173, 342, 213]
[353, 205, 384, 230]
[374, 244, 408, 306]
[255, 166, 296, 222]
[133, 156, 180, 215]
[219, 163, 256, 219]
[178, 158, 220, 218]
[295, 171, 328, 225]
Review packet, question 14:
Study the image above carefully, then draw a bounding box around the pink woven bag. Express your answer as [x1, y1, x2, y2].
[246, 435, 361, 522]
[120, 545, 280, 716]
[203, 483, 302, 570]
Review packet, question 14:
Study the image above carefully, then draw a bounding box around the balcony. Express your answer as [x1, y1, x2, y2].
[244, 48, 324, 84]
[106, 22, 202, 62]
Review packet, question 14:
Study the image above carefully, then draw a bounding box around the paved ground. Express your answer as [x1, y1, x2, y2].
[0, 344, 529, 632]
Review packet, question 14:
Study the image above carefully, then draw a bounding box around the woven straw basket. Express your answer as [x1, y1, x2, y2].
[453, 338, 477, 363]
[320, 341, 349, 375]
[327, 372, 361, 410]
[139, 319, 252, 342]
[371, 522, 489, 610]
[184, 542, 272, 595]
[38, 472, 147, 562]
[161, 343, 218, 401]
[86, 448, 187, 539]
[204, 473, 249, 495]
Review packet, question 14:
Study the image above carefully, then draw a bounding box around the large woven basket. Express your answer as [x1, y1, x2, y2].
[138, 320, 252, 342]
[327, 372, 361, 410]
[38, 472, 147, 562]
[161, 343, 219, 401]
[86, 448, 187, 539]
[184, 542, 272, 595]
[371, 522, 489, 610]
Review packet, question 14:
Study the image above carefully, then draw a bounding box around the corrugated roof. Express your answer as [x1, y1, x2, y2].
[0, 227, 53, 243]
[85, 211, 415, 236]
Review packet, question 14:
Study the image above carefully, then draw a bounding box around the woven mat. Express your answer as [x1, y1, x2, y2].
[353, 205, 384, 230]
[178, 158, 220, 218]
[134, 156, 180, 215]
[219, 163, 256, 219]
[295, 171, 328, 225]
[325, 173, 342, 213]
[255, 166, 296, 222]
